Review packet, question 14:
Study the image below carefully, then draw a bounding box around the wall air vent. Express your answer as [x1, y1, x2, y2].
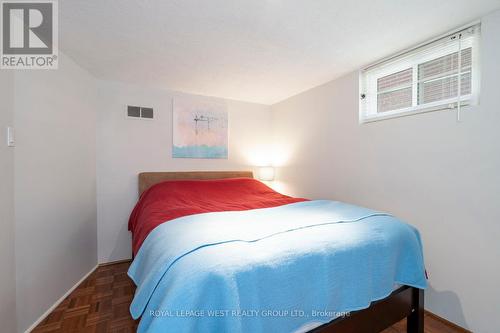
[127, 105, 154, 119]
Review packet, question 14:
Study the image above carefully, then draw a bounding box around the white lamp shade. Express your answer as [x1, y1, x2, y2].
[258, 166, 275, 181]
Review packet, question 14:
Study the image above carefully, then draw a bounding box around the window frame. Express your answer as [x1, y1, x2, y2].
[359, 24, 480, 123]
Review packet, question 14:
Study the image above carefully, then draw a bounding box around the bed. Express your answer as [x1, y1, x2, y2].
[128, 171, 426, 333]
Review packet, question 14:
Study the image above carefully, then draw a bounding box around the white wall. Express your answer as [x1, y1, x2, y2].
[96, 80, 272, 263]
[271, 10, 500, 333]
[14, 53, 98, 332]
[0, 72, 17, 333]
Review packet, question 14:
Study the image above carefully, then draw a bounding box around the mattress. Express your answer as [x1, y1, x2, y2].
[128, 199, 426, 333]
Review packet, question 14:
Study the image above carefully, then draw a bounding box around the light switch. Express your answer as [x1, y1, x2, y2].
[7, 127, 15, 147]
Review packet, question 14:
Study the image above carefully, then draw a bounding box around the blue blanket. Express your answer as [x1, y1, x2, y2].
[128, 200, 426, 333]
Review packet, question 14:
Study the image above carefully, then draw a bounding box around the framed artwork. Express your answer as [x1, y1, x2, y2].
[172, 97, 228, 159]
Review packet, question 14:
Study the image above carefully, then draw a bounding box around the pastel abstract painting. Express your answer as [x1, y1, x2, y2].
[172, 97, 228, 159]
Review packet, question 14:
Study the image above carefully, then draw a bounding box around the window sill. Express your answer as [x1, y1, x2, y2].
[360, 98, 474, 124]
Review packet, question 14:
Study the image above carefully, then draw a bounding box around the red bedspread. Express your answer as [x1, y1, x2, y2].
[129, 178, 307, 255]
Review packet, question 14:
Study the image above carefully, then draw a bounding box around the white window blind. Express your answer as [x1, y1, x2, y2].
[359, 23, 480, 123]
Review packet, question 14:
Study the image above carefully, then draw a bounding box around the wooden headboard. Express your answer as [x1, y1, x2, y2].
[138, 171, 254, 195]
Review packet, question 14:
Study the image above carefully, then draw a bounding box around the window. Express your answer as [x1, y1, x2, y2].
[360, 24, 480, 123]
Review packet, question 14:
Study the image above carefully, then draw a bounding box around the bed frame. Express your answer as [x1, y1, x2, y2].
[138, 171, 254, 195]
[310, 286, 423, 333]
[137, 171, 424, 333]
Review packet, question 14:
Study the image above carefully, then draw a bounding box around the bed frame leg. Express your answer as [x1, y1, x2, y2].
[407, 287, 424, 333]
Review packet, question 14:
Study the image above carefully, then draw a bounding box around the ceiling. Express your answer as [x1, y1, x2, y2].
[59, 0, 500, 105]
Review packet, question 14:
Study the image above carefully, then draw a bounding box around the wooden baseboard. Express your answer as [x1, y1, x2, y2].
[98, 258, 132, 267]
[424, 310, 472, 333]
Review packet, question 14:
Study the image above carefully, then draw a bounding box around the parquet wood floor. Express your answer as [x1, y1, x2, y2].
[32, 262, 467, 333]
